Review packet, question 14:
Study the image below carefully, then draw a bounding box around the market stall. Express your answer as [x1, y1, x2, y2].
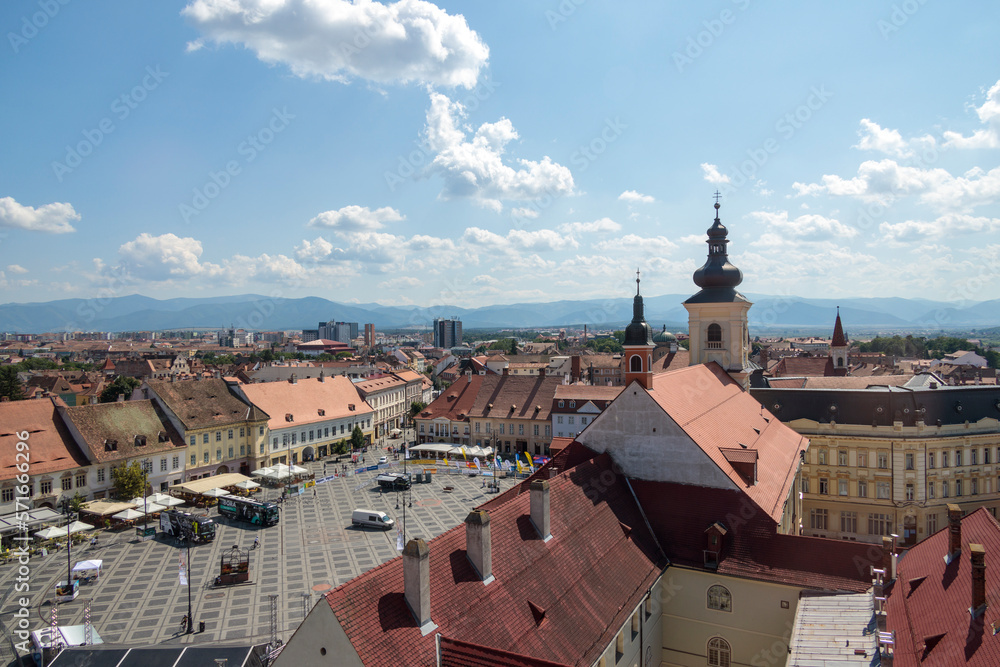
[72, 559, 103, 583]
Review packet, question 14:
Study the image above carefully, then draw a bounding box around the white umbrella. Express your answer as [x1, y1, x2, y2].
[139, 502, 166, 515]
[147, 494, 183, 507]
[201, 488, 229, 498]
[128, 497, 146, 506]
[250, 467, 273, 477]
[65, 520, 94, 533]
[35, 526, 68, 540]
[264, 470, 290, 481]
[234, 480, 260, 490]
[112, 508, 145, 521]
[289, 465, 308, 475]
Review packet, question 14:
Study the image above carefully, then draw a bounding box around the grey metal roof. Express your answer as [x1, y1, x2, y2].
[786, 592, 877, 666]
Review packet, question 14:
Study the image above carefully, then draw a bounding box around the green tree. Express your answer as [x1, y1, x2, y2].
[409, 401, 427, 421]
[350, 425, 366, 451]
[110, 461, 147, 501]
[316, 353, 335, 361]
[99, 376, 141, 403]
[333, 439, 349, 456]
[0, 366, 25, 401]
[69, 491, 87, 514]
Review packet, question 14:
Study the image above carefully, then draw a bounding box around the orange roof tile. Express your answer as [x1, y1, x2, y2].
[237, 376, 373, 430]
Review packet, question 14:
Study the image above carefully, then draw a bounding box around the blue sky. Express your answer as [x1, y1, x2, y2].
[2, 1, 999, 310]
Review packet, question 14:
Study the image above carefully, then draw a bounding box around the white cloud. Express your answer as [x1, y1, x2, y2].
[462, 226, 577, 252]
[6, 264, 28, 274]
[116, 233, 223, 281]
[295, 237, 339, 263]
[700, 163, 730, 184]
[557, 218, 621, 234]
[619, 190, 654, 204]
[943, 80, 1000, 149]
[308, 205, 404, 231]
[424, 92, 575, 210]
[748, 210, 859, 240]
[0, 197, 79, 233]
[679, 234, 705, 245]
[182, 0, 489, 89]
[406, 235, 456, 251]
[378, 276, 422, 289]
[594, 234, 677, 254]
[510, 207, 539, 220]
[229, 253, 308, 283]
[854, 119, 914, 158]
[878, 213, 1000, 244]
[472, 274, 499, 285]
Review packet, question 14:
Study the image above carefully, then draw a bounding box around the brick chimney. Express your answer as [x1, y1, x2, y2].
[502, 367, 509, 376]
[530, 479, 552, 542]
[971, 543, 987, 615]
[538, 368, 545, 378]
[465, 510, 494, 584]
[403, 538, 436, 634]
[290, 373, 297, 384]
[571, 355, 581, 382]
[947, 503, 962, 563]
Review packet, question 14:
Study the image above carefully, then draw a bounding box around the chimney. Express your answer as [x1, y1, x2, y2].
[290, 373, 297, 384]
[403, 538, 436, 633]
[530, 479, 552, 542]
[571, 355, 581, 382]
[947, 503, 962, 562]
[318, 371, 325, 382]
[465, 510, 494, 584]
[882, 536, 894, 577]
[971, 543, 987, 615]
[116, 393, 125, 402]
[538, 368, 545, 378]
[502, 367, 509, 376]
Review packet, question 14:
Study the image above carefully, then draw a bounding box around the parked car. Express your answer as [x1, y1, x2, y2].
[351, 509, 394, 530]
[378, 455, 388, 464]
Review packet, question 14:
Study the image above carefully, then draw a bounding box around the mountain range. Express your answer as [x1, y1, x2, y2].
[2, 293, 999, 335]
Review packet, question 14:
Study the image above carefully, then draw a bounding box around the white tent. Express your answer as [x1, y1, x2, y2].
[34, 526, 67, 540]
[289, 465, 308, 475]
[250, 467, 273, 477]
[201, 488, 229, 498]
[112, 508, 145, 521]
[72, 559, 103, 580]
[234, 480, 260, 490]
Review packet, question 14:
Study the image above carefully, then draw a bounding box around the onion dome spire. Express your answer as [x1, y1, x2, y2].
[692, 197, 743, 290]
[623, 268, 653, 346]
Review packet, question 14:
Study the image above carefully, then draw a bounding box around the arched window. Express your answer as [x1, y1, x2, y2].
[707, 585, 732, 612]
[707, 637, 731, 667]
[837, 357, 844, 367]
[707, 323, 722, 343]
[630, 355, 642, 372]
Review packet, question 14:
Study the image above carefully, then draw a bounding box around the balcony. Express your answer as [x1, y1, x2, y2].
[705, 341, 723, 349]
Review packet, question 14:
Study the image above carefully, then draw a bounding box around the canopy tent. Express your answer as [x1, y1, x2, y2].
[169, 473, 251, 495]
[80, 500, 138, 518]
[234, 480, 260, 490]
[72, 559, 103, 581]
[250, 467, 273, 477]
[111, 508, 145, 521]
[0, 507, 62, 534]
[34, 526, 67, 540]
[409, 444, 495, 458]
[201, 488, 229, 498]
[289, 465, 308, 475]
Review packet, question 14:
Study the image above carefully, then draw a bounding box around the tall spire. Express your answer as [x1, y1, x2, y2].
[624, 268, 653, 346]
[692, 199, 743, 290]
[832, 306, 847, 347]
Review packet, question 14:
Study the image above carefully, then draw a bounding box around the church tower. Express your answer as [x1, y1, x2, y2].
[683, 199, 754, 388]
[623, 270, 654, 390]
[830, 307, 849, 376]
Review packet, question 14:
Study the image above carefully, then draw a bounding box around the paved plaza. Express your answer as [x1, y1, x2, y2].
[0, 460, 515, 657]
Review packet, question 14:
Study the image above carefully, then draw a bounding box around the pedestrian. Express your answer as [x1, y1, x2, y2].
[313, 487, 317, 498]
[253, 535, 260, 550]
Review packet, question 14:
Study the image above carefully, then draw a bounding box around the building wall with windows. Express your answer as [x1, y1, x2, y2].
[754, 383, 1000, 547]
[660, 568, 800, 667]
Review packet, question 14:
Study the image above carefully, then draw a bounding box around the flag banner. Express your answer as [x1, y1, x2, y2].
[396, 528, 404, 551]
[516, 460, 523, 473]
[461, 447, 468, 461]
[473, 457, 481, 471]
[179, 552, 188, 586]
[525, 452, 533, 468]
[405, 446, 411, 459]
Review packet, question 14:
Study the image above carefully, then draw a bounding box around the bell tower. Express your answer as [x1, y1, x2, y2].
[831, 307, 849, 376]
[683, 197, 754, 388]
[623, 269, 654, 390]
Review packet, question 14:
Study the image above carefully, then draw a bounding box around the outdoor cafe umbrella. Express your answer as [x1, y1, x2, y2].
[112, 508, 145, 521]
[288, 465, 308, 475]
[250, 467, 273, 477]
[35, 526, 68, 540]
[65, 520, 94, 533]
[201, 488, 229, 498]
[234, 480, 260, 490]
[139, 502, 166, 515]
[146, 494, 183, 507]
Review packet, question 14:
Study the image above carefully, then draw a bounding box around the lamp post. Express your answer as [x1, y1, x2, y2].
[142, 459, 149, 532]
[185, 535, 193, 633]
[61, 498, 73, 595]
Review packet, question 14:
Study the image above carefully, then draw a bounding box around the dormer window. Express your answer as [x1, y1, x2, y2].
[318, 408, 325, 417]
[134, 435, 147, 447]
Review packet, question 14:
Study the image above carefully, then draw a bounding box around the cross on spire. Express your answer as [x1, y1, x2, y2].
[636, 268, 641, 295]
[713, 190, 722, 204]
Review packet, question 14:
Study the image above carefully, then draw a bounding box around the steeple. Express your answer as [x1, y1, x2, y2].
[692, 199, 743, 291]
[832, 307, 847, 348]
[831, 307, 848, 375]
[623, 269, 653, 347]
[623, 269, 654, 390]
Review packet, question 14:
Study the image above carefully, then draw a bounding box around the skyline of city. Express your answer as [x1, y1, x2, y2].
[2, 2, 999, 309]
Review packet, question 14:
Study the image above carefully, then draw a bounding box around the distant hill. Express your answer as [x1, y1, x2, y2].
[0, 292, 996, 334]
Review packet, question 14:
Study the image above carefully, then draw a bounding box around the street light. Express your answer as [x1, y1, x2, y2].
[60, 498, 73, 597]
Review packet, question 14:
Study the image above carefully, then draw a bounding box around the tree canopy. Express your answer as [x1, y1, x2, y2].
[350, 425, 366, 450]
[0, 366, 25, 401]
[110, 460, 147, 500]
[99, 375, 141, 403]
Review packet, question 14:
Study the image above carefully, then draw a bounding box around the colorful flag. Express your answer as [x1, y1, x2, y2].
[516, 459, 523, 473]
[525, 451, 533, 468]
[461, 447, 468, 461]
[473, 457, 481, 471]
[179, 552, 188, 586]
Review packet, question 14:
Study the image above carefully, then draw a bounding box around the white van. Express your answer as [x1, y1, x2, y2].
[352, 509, 395, 530]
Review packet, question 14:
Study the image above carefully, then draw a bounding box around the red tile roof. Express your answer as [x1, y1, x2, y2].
[646, 363, 806, 522]
[438, 636, 573, 667]
[468, 375, 562, 422]
[237, 376, 372, 430]
[886, 508, 1000, 666]
[771, 356, 834, 377]
[324, 453, 664, 667]
[0, 397, 90, 481]
[651, 349, 690, 374]
[60, 399, 186, 464]
[417, 374, 486, 422]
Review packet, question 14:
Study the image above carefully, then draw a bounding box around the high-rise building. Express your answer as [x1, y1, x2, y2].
[317, 320, 359, 344]
[434, 318, 462, 349]
[364, 323, 375, 348]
